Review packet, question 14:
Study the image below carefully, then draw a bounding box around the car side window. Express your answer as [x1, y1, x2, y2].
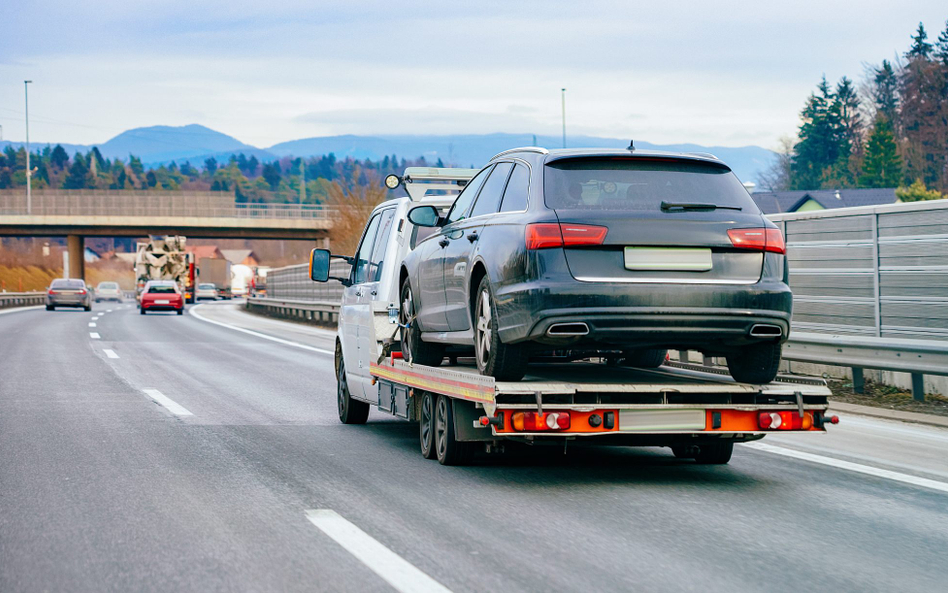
[445, 166, 492, 225]
[500, 164, 530, 212]
[367, 209, 396, 283]
[352, 213, 382, 285]
[469, 162, 513, 218]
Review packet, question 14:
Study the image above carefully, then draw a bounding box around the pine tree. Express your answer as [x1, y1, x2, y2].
[859, 116, 903, 188]
[50, 144, 69, 169]
[247, 155, 259, 176]
[936, 20, 948, 65]
[828, 77, 863, 186]
[63, 153, 94, 189]
[129, 155, 144, 176]
[906, 22, 933, 59]
[204, 157, 218, 175]
[791, 77, 843, 189]
[871, 60, 900, 126]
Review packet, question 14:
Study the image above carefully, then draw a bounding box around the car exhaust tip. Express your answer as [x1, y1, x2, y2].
[547, 322, 590, 336]
[749, 324, 782, 338]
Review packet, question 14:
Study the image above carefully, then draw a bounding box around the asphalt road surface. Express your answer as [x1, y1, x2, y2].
[2, 301, 947, 593]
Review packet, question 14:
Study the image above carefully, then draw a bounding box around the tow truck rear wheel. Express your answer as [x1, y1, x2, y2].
[694, 441, 734, 465]
[337, 358, 369, 425]
[434, 394, 473, 466]
[399, 280, 445, 367]
[419, 391, 437, 459]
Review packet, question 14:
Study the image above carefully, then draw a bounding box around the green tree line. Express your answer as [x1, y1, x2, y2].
[761, 20, 948, 199]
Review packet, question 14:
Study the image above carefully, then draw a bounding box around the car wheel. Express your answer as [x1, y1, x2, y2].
[622, 349, 668, 368]
[474, 276, 526, 381]
[726, 342, 782, 384]
[46, 305, 54, 311]
[140, 308, 146, 315]
[84, 304, 92, 312]
[399, 279, 444, 366]
[694, 442, 734, 465]
[419, 391, 437, 459]
[337, 358, 369, 424]
[176, 309, 184, 315]
[434, 394, 473, 466]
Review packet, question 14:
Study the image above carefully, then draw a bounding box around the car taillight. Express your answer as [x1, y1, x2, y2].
[48, 290, 57, 295]
[728, 228, 785, 254]
[77, 289, 86, 295]
[511, 411, 571, 431]
[526, 223, 608, 250]
[758, 411, 813, 430]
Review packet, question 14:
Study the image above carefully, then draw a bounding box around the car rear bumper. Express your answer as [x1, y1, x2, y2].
[141, 303, 183, 311]
[47, 296, 89, 306]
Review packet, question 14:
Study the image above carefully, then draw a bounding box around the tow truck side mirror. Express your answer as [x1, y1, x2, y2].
[407, 205, 442, 227]
[310, 249, 331, 282]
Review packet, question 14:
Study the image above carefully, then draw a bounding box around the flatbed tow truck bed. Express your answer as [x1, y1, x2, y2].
[371, 358, 834, 449]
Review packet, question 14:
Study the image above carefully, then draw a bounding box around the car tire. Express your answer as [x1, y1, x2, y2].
[140, 308, 146, 315]
[176, 309, 184, 315]
[419, 391, 437, 459]
[434, 394, 474, 466]
[474, 276, 527, 381]
[84, 304, 92, 312]
[694, 441, 734, 465]
[46, 305, 54, 311]
[622, 349, 667, 368]
[337, 357, 369, 424]
[726, 342, 782, 384]
[399, 279, 445, 367]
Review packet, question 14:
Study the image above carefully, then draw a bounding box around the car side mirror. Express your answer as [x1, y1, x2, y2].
[310, 248, 331, 282]
[407, 205, 442, 227]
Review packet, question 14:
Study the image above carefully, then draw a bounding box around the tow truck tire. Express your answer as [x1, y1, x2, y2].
[694, 441, 734, 465]
[400, 280, 445, 367]
[622, 349, 667, 368]
[726, 343, 782, 384]
[671, 445, 696, 459]
[474, 276, 527, 381]
[419, 391, 437, 459]
[337, 358, 369, 424]
[434, 394, 473, 466]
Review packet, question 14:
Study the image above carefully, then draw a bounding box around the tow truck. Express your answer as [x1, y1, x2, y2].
[309, 166, 836, 466]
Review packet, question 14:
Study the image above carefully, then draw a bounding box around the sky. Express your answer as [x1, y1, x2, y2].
[1, 0, 946, 150]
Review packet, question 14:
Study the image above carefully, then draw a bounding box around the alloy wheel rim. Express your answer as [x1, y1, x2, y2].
[436, 397, 447, 458]
[421, 395, 433, 452]
[475, 289, 492, 369]
[401, 286, 414, 360]
[337, 364, 347, 415]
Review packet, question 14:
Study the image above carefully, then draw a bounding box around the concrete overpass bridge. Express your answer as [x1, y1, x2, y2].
[0, 190, 332, 279]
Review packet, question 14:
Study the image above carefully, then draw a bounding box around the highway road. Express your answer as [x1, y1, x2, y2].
[2, 301, 947, 593]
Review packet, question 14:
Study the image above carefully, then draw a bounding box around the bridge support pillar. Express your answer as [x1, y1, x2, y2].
[66, 235, 85, 280]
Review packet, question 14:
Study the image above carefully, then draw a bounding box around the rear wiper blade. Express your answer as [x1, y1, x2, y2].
[660, 201, 743, 212]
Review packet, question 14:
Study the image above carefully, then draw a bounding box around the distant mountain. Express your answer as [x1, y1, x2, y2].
[267, 133, 776, 184]
[4, 127, 776, 184]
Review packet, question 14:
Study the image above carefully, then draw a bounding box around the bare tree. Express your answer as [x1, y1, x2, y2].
[757, 136, 795, 192]
[326, 166, 388, 255]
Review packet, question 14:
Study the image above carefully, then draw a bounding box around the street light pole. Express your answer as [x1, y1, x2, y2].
[24, 80, 32, 215]
[561, 88, 566, 149]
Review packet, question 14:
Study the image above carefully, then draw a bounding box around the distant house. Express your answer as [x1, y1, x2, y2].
[221, 249, 259, 267]
[84, 247, 102, 263]
[751, 188, 898, 215]
[185, 245, 225, 260]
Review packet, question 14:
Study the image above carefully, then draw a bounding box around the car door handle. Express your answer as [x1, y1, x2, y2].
[438, 238, 450, 248]
[467, 232, 479, 243]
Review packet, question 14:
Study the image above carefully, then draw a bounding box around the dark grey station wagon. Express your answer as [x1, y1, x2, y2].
[399, 146, 791, 384]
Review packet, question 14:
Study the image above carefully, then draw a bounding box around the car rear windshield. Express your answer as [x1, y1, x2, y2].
[148, 285, 176, 294]
[543, 158, 759, 212]
[98, 282, 118, 289]
[51, 280, 85, 289]
[198, 284, 215, 289]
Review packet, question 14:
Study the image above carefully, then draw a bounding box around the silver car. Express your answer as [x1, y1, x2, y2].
[95, 281, 123, 302]
[46, 278, 92, 311]
[195, 283, 219, 300]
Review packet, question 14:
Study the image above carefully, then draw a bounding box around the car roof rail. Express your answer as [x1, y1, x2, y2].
[490, 146, 549, 160]
[402, 167, 480, 202]
[686, 151, 719, 160]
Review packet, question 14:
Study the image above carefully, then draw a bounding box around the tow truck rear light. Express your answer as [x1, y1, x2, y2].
[511, 411, 571, 431]
[727, 228, 785, 254]
[526, 223, 608, 250]
[758, 411, 814, 430]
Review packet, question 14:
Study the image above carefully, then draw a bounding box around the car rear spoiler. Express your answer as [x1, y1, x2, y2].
[400, 167, 479, 202]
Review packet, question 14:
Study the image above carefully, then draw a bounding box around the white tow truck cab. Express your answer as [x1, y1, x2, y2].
[310, 166, 836, 466]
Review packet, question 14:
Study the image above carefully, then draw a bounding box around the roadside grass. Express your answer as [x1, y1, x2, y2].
[828, 378, 948, 418]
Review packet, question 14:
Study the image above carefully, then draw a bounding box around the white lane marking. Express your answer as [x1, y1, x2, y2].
[832, 415, 948, 444]
[106, 309, 113, 312]
[103, 349, 119, 359]
[745, 442, 948, 494]
[91, 317, 99, 321]
[89, 332, 101, 339]
[88, 322, 97, 327]
[0, 306, 44, 316]
[305, 510, 451, 593]
[189, 305, 332, 356]
[142, 389, 193, 416]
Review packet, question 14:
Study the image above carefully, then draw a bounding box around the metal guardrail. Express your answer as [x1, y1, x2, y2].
[0, 190, 333, 220]
[265, 262, 348, 302]
[246, 296, 341, 324]
[0, 292, 45, 309]
[771, 199, 948, 400]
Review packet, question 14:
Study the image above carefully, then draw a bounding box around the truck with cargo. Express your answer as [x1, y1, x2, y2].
[308, 164, 837, 466]
[134, 236, 195, 301]
[198, 257, 232, 299]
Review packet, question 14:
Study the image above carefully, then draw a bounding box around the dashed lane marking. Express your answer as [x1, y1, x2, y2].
[103, 349, 119, 359]
[88, 322, 97, 327]
[142, 389, 193, 416]
[305, 510, 452, 593]
[89, 332, 100, 339]
[745, 442, 948, 495]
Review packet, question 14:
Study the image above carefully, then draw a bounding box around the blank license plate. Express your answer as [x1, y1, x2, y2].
[618, 409, 707, 431]
[155, 299, 170, 304]
[624, 247, 712, 271]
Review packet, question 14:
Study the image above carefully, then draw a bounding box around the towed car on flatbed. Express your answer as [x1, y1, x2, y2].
[308, 164, 836, 466]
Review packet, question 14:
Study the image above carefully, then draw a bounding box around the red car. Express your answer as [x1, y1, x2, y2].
[139, 280, 185, 315]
